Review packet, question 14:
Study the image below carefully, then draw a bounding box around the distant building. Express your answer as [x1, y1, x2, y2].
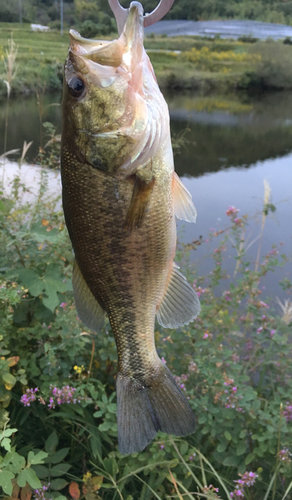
[31, 24, 50, 32]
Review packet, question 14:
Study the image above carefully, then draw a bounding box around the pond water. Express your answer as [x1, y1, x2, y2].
[0, 90, 291, 304]
[145, 19, 292, 40]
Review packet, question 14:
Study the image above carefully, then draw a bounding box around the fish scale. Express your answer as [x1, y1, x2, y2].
[61, 2, 200, 454]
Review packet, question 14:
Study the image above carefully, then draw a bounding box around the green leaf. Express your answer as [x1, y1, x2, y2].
[217, 443, 227, 453]
[45, 431, 59, 454]
[103, 458, 118, 479]
[1, 428, 17, 438]
[245, 453, 256, 465]
[50, 478, 69, 490]
[223, 456, 238, 466]
[51, 463, 71, 477]
[16, 269, 41, 292]
[224, 431, 232, 441]
[107, 403, 116, 414]
[42, 269, 68, 311]
[31, 465, 50, 479]
[9, 452, 26, 472]
[30, 222, 60, 243]
[236, 442, 246, 456]
[17, 468, 41, 489]
[1, 438, 12, 451]
[0, 470, 15, 495]
[28, 450, 48, 465]
[90, 434, 102, 459]
[51, 448, 70, 464]
[179, 442, 188, 456]
[2, 372, 16, 387]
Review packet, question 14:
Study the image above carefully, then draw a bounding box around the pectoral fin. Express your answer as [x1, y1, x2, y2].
[172, 172, 197, 223]
[156, 263, 200, 328]
[72, 261, 105, 332]
[123, 176, 155, 231]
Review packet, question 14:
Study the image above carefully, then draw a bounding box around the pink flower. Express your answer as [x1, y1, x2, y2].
[226, 206, 239, 217]
[60, 302, 67, 309]
[203, 333, 209, 339]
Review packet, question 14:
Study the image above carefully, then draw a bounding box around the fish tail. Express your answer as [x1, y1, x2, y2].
[116, 363, 196, 454]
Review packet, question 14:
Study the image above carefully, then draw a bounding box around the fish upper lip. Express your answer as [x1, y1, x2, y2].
[69, 2, 144, 71]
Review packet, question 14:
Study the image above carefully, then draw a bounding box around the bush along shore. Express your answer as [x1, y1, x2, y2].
[0, 149, 291, 499]
[3, 25, 292, 97]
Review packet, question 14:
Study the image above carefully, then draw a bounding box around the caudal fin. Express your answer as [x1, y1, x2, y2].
[116, 363, 196, 454]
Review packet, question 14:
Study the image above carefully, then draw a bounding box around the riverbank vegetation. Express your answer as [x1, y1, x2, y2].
[0, 155, 291, 499]
[3, 0, 292, 29]
[2, 25, 292, 96]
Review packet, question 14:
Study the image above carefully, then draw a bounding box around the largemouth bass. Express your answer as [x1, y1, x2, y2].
[61, 1, 200, 454]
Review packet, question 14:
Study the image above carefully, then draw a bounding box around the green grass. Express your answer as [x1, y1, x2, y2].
[0, 23, 285, 95]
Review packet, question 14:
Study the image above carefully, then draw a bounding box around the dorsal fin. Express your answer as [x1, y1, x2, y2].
[156, 264, 200, 328]
[172, 172, 197, 223]
[72, 261, 105, 332]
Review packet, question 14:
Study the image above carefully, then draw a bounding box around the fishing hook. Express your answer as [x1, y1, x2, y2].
[108, 0, 175, 34]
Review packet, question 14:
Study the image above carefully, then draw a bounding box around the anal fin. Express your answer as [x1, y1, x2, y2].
[123, 176, 155, 231]
[72, 261, 105, 333]
[156, 263, 201, 328]
[173, 172, 197, 223]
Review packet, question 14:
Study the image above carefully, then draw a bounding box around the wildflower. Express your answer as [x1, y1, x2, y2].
[230, 471, 258, 499]
[160, 444, 164, 450]
[256, 327, 263, 334]
[20, 388, 38, 406]
[74, 365, 84, 375]
[226, 206, 239, 217]
[33, 484, 51, 500]
[60, 302, 67, 308]
[223, 290, 231, 301]
[194, 286, 206, 297]
[283, 402, 292, 422]
[188, 360, 199, 373]
[203, 332, 209, 339]
[203, 484, 220, 498]
[277, 447, 292, 463]
[48, 385, 83, 409]
[259, 301, 269, 308]
[161, 357, 166, 364]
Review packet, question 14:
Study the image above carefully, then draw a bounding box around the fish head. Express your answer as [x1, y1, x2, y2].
[62, 1, 169, 176]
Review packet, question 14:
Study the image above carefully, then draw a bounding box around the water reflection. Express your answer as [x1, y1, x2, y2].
[168, 91, 292, 175]
[0, 90, 291, 300]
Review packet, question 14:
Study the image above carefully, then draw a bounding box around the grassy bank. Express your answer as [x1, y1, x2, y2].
[2, 23, 292, 96]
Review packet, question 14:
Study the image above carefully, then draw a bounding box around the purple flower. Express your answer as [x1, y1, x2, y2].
[284, 403, 292, 422]
[257, 327, 263, 334]
[20, 388, 38, 406]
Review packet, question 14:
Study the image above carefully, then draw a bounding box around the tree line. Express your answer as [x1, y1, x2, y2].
[1, 0, 292, 30]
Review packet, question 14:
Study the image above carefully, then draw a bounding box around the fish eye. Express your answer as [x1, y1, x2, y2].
[68, 76, 85, 98]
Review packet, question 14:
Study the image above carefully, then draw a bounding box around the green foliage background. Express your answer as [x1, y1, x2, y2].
[0, 157, 292, 499]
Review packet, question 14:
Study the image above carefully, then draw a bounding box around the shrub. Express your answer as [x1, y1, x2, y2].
[80, 20, 99, 39]
[249, 40, 292, 89]
[0, 164, 291, 499]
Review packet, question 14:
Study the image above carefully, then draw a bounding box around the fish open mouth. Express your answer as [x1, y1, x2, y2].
[68, 2, 144, 76]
